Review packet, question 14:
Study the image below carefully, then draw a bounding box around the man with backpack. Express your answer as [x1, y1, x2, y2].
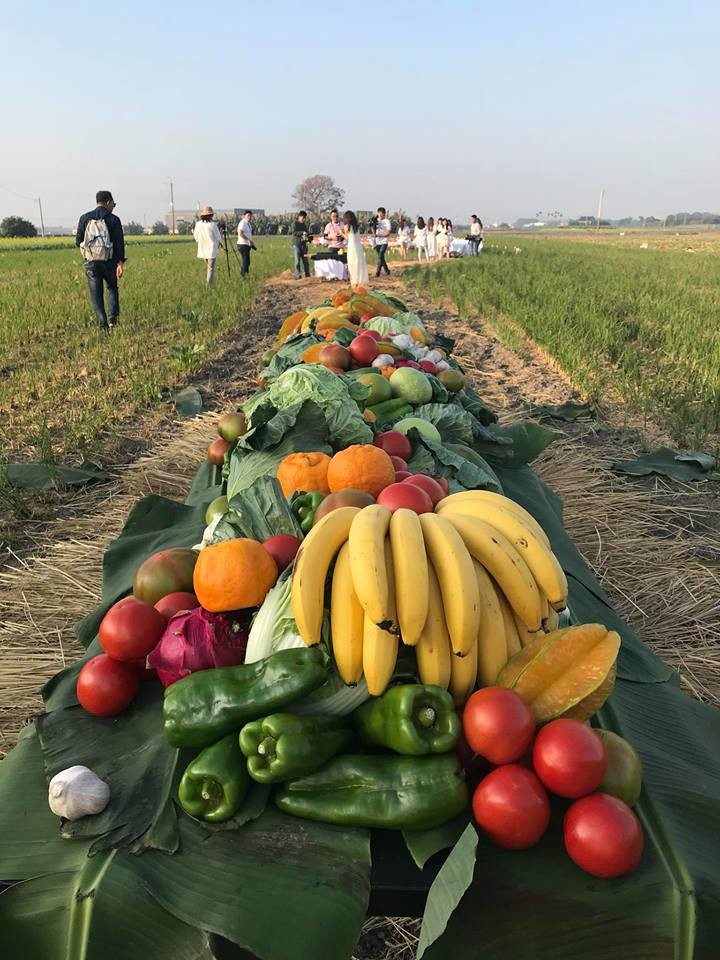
[75, 190, 126, 332]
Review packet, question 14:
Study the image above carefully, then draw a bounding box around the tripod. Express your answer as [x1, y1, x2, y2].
[219, 222, 243, 277]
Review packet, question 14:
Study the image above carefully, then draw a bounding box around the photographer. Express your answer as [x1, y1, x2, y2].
[374, 206, 391, 278]
[292, 210, 311, 279]
[237, 210, 256, 276]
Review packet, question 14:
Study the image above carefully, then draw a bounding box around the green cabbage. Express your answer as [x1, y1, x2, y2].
[364, 312, 425, 336]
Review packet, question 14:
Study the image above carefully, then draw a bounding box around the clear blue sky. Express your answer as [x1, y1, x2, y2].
[2, 0, 718, 227]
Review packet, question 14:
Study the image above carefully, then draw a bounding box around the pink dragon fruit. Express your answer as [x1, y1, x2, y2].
[147, 607, 250, 687]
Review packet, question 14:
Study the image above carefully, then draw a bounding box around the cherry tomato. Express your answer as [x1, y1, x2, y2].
[76, 654, 140, 716]
[99, 596, 167, 661]
[472, 765, 550, 850]
[564, 793, 644, 878]
[262, 534, 302, 573]
[533, 719, 608, 799]
[462, 687, 535, 764]
[154, 591, 199, 619]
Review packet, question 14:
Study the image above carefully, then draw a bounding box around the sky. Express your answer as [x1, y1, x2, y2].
[1, 1, 718, 229]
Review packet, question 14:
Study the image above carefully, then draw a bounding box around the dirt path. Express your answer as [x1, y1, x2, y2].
[1, 267, 719, 754]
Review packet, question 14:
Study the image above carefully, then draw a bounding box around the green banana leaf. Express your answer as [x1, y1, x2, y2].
[607, 447, 717, 481]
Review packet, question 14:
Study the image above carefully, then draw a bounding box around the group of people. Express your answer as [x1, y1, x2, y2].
[291, 207, 390, 287]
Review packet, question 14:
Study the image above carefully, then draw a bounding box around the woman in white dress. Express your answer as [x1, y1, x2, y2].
[396, 218, 411, 260]
[414, 217, 429, 262]
[343, 210, 369, 289]
[426, 217, 437, 260]
[445, 219, 454, 257]
[436, 218, 449, 259]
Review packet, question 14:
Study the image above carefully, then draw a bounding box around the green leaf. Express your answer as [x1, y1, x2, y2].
[408, 435, 502, 493]
[417, 823, 478, 957]
[262, 333, 324, 382]
[608, 447, 717, 481]
[37, 684, 180, 855]
[413, 402, 476, 445]
[213, 476, 302, 542]
[5, 460, 110, 491]
[474, 421, 559, 468]
[129, 810, 371, 960]
[403, 813, 470, 869]
[174, 386, 203, 417]
[456, 385, 497, 426]
[525, 400, 596, 422]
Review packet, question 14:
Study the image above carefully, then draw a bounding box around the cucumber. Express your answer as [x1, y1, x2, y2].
[367, 398, 413, 425]
[346, 367, 380, 378]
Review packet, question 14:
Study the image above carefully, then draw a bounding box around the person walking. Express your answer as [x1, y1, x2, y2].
[236, 210, 256, 276]
[292, 210, 311, 279]
[414, 217, 429, 262]
[469, 215, 484, 256]
[75, 189, 125, 333]
[374, 206, 391, 278]
[343, 210, 369, 289]
[427, 217, 438, 260]
[193, 206, 223, 285]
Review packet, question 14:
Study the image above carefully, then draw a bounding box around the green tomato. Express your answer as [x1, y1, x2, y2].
[596, 729, 643, 806]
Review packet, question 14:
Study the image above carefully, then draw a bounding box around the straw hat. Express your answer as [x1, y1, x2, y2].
[200, 205, 214, 218]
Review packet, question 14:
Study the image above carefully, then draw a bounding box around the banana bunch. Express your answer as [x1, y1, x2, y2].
[290, 491, 568, 702]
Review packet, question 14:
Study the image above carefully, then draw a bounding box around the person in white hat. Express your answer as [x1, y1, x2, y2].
[193, 206, 223, 286]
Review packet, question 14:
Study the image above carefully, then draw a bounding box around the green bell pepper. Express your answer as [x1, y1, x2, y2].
[275, 754, 468, 830]
[178, 733, 250, 823]
[239, 713, 352, 783]
[290, 491, 326, 533]
[354, 684, 460, 756]
[163, 647, 328, 748]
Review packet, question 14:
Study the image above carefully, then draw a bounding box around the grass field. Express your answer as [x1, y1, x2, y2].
[0, 236, 290, 469]
[407, 237, 720, 447]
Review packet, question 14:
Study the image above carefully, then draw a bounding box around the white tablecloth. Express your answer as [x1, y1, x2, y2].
[450, 238, 473, 256]
[314, 259, 348, 280]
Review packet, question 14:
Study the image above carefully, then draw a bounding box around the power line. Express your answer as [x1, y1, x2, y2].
[0, 183, 37, 202]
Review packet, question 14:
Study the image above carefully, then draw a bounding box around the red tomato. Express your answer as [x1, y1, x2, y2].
[434, 476, 450, 497]
[349, 336, 379, 365]
[358, 328, 382, 341]
[377, 482, 433, 514]
[463, 687, 535, 764]
[208, 437, 231, 466]
[373, 430, 413, 461]
[564, 793, 644, 878]
[403, 473, 446, 506]
[472, 765, 550, 849]
[99, 596, 167, 661]
[76, 654, 140, 716]
[313, 490, 375, 524]
[389, 455, 408, 472]
[262, 534, 302, 572]
[533, 719, 608, 799]
[154, 591, 199, 619]
[419, 359, 439, 375]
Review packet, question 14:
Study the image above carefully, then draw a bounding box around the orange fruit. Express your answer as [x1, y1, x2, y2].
[327, 445, 396, 498]
[277, 451, 331, 498]
[193, 539, 278, 612]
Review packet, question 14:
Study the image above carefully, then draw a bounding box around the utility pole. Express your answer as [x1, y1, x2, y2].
[37, 197, 45, 237]
[169, 178, 176, 234]
[595, 190, 605, 230]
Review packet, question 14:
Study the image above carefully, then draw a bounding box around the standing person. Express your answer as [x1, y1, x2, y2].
[323, 209, 344, 251]
[343, 210, 369, 289]
[396, 218, 411, 260]
[236, 210, 256, 276]
[193, 206, 223, 286]
[374, 206, 392, 278]
[427, 217, 438, 260]
[414, 216, 429, 262]
[292, 210, 311, 279]
[469, 215, 484, 255]
[446, 219, 454, 256]
[75, 189, 125, 333]
[436, 218, 449, 259]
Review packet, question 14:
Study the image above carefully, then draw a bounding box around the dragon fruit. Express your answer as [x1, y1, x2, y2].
[148, 607, 250, 687]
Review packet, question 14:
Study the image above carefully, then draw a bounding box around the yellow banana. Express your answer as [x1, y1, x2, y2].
[440, 503, 567, 609]
[389, 508, 428, 646]
[330, 542, 364, 684]
[450, 631, 478, 706]
[418, 513, 480, 657]
[544, 603, 560, 632]
[440, 513, 544, 631]
[362, 540, 398, 696]
[498, 591, 522, 657]
[348, 504, 392, 626]
[473, 560, 508, 686]
[415, 563, 452, 689]
[512, 607, 546, 648]
[291, 506, 359, 645]
[437, 490, 551, 548]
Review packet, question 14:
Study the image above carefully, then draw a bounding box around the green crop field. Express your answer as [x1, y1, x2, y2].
[407, 236, 720, 446]
[0, 236, 290, 468]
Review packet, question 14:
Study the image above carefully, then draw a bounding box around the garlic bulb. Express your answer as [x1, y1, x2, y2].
[48, 765, 110, 821]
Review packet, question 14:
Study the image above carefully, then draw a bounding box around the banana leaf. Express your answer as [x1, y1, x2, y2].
[607, 447, 717, 481]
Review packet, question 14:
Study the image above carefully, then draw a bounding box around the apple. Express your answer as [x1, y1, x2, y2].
[319, 344, 351, 371]
[313, 489, 376, 524]
[403, 474, 446, 506]
[218, 412, 247, 442]
[390, 456, 408, 472]
[357, 328, 382, 342]
[419, 359, 439, 375]
[377, 482, 434, 515]
[349, 336, 379, 365]
[263, 534, 302, 573]
[394, 359, 421, 370]
[434, 476, 450, 496]
[208, 437, 231, 466]
[394, 470, 412, 481]
[373, 430, 413, 461]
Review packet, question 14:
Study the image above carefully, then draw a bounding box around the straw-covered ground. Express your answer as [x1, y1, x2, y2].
[1, 264, 719, 958]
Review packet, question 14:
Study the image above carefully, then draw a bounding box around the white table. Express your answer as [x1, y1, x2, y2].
[450, 238, 473, 256]
[314, 259, 348, 281]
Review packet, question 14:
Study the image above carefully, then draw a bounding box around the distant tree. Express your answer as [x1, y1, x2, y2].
[124, 221, 144, 236]
[152, 220, 169, 235]
[0, 215, 37, 238]
[292, 175, 345, 215]
[176, 219, 194, 235]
